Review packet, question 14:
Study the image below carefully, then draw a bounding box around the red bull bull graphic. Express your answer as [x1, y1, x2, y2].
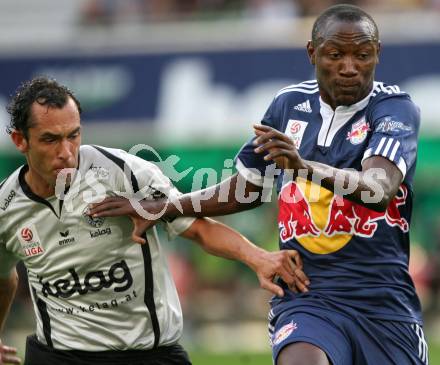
[278, 180, 409, 254]
[325, 185, 409, 237]
[278, 181, 320, 241]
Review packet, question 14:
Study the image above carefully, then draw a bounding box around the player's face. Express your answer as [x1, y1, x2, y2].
[307, 19, 380, 109]
[13, 97, 81, 197]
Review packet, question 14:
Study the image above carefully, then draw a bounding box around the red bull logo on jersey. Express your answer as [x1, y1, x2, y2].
[278, 179, 409, 254]
[346, 118, 370, 145]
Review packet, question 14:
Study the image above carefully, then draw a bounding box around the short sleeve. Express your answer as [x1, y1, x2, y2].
[234, 98, 278, 186]
[118, 151, 196, 240]
[163, 216, 196, 240]
[0, 243, 19, 278]
[362, 96, 420, 180]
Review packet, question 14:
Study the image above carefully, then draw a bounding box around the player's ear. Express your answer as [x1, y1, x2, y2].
[11, 129, 29, 153]
[307, 41, 316, 65]
[375, 41, 381, 64]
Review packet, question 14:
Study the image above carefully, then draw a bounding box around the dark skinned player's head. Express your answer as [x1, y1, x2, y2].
[307, 4, 381, 109]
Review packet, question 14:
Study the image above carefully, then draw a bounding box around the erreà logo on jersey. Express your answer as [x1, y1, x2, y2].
[58, 230, 76, 246]
[16, 223, 44, 257]
[39, 260, 133, 298]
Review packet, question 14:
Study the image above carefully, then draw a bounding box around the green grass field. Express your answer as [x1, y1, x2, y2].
[190, 342, 440, 364]
[13, 342, 440, 364]
[190, 352, 270, 365]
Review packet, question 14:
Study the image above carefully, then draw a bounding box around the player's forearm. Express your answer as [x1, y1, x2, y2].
[184, 218, 266, 269]
[0, 269, 18, 333]
[150, 174, 263, 219]
[302, 159, 395, 211]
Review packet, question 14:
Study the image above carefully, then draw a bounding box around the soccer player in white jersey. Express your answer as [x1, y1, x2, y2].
[0, 77, 309, 365]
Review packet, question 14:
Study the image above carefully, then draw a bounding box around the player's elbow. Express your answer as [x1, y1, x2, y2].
[0, 269, 19, 296]
[181, 218, 212, 248]
[370, 200, 388, 213]
[365, 190, 393, 212]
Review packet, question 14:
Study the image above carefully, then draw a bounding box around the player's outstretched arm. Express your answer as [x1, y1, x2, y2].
[180, 217, 309, 296]
[89, 174, 264, 220]
[0, 270, 21, 365]
[88, 174, 265, 242]
[88, 198, 157, 244]
[253, 124, 403, 212]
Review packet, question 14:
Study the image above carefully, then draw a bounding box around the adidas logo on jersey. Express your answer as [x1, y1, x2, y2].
[294, 100, 312, 113]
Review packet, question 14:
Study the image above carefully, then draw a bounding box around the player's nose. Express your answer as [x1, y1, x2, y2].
[57, 139, 74, 161]
[339, 56, 358, 77]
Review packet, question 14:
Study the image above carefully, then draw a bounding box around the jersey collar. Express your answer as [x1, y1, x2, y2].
[319, 82, 377, 114]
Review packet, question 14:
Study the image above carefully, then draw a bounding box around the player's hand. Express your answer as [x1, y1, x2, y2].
[253, 124, 307, 171]
[0, 340, 21, 365]
[253, 249, 310, 297]
[88, 197, 162, 244]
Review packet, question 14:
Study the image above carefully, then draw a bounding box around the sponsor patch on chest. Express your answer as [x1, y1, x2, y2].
[16, 223, 44, 257]
[285, 120, 308, 149]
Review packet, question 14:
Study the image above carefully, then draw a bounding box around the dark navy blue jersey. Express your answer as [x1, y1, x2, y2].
[235, 80, 422, 323]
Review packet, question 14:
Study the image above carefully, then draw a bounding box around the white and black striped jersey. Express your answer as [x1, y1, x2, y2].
[0, 145, 195, 351]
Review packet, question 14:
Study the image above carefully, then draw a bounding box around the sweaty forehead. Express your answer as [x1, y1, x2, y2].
[319, 19, 377, 45]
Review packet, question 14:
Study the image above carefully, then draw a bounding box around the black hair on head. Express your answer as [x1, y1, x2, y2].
[6, 76, 81, 138]
[311, 4, 379, 46]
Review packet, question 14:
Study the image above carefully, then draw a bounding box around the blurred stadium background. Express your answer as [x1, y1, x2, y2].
[1, 0, 440, 363]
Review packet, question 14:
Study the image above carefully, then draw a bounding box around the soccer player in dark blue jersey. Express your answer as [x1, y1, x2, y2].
[90, 4, 427, 365]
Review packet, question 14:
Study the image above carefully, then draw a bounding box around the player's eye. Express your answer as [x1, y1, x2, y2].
[328, 52, 342, 59]
[357, 53, 370, 60]
[40, 136, 57, 143]
[68, 132, 80, 140]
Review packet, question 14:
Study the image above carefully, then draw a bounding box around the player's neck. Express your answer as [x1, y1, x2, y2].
[25, 169, 55, 199]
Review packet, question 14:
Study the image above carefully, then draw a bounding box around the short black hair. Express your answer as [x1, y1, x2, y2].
[312, 4, 379, 46]
[6, 76, 82, 138]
